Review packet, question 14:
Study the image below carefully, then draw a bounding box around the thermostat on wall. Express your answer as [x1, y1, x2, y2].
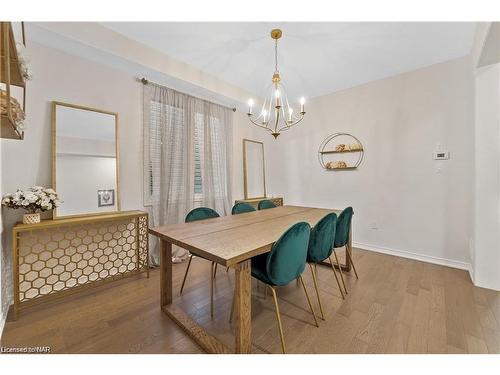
[434, 151, 450, 160]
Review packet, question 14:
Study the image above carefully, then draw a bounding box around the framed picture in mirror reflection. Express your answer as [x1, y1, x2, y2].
[97, 189, 115, 207]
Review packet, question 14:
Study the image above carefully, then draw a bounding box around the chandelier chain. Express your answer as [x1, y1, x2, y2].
[275, 38, 278, 72]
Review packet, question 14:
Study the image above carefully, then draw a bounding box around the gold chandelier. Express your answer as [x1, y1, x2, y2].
[247, 29, 306, 138]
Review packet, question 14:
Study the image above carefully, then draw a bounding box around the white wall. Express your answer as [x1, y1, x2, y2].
[473, 63, 500, 290]
[0, 41, 257, 328]
[469, 22, 500, 291]
[266, 57, 474, 267]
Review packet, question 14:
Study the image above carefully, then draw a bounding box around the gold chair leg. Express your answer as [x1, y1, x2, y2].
[345, 245, 359, 279]
[299, 276, 319, 327]
[179, 254, 193, 294]
[333, 251, 348, 294]
[226, 267, 229, 272]
[328, 256, 345, 299]
[308, 263, 325, 320]
[269, 286, 286, 354]
[210, 262, 215, 318]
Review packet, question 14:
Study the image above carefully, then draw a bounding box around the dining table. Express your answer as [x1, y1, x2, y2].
[148, 205, 353, 354]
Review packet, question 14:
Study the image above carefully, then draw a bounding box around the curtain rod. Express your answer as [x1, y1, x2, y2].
[139, 77, 237, 112]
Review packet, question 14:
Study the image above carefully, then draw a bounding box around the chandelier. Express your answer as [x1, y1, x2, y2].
[247, 29, 306, 138]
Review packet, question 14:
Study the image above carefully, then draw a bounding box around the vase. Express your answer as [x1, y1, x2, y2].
[23, 213, 41, 225]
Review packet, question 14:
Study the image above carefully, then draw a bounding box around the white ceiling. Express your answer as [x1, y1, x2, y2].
[101, 22, 476, 101]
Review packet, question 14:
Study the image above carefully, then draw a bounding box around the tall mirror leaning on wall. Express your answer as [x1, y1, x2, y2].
[52, 101, 120, 219]
[243, 139, 266, 200]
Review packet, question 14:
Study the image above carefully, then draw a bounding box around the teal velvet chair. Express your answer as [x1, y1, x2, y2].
[180, 207, 220, 318]
[231, 202, 256, 215]
[334, 207, 359, 281]
[306, 212, 346, 320]
[250, 221, 318, 353]
[258, 199, 276, 210]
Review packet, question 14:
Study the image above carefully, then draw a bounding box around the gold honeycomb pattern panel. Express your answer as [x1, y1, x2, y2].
[13, 212, 148, 315]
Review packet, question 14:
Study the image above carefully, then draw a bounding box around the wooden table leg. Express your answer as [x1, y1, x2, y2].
[234, 259, 251, 353]
[160, 239, 172, 307]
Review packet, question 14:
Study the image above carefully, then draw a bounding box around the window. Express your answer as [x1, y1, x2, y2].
[143, 83, 232, 218]
[144, 103, 214, 205]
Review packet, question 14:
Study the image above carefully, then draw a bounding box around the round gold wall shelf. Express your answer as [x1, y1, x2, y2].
[318, 133, 364, 170]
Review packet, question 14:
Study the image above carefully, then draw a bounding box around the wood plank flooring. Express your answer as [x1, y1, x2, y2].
[1, 248, 499, 354]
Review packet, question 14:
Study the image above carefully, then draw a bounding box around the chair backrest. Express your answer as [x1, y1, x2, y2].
[232, 202, 256, 215]
[258, 199, 276, 210]
[307, 212, 337, 263]
[185, 207, 220, 223]
[334, 207, 353, 248]
[266, 222, 311, 286]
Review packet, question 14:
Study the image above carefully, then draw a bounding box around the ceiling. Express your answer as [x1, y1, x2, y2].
[100, 22, 476, 101]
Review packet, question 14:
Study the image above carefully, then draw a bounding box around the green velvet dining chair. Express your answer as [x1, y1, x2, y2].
[180, 207, 220, 318]
[334, 207, 359, 281]
[250, 221, 319, 353]
[231, 202, 256, 215]
[258, 199, 276, 210]
[306, 212, 346, 321]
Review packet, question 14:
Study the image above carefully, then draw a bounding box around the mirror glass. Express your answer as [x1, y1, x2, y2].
[243, 139, 266, 199]
[53, 102, 119, 218]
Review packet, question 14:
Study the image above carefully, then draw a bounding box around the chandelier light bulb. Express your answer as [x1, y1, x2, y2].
[274, 90, 281, 98]
[261, 109, 268, 123]
[247, 99, 254, 115]
[300, 97, 306, 113]
[288, 107, 293, 122]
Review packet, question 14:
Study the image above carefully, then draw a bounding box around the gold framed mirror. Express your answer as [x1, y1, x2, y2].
[243, 139, 266, 199]
[52, 101, 120, 219]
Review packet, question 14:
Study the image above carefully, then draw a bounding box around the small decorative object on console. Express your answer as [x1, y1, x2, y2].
[2, 186, 62, 224]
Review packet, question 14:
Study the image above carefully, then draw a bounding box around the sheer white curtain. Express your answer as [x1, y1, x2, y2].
[143, 83, 233, 265]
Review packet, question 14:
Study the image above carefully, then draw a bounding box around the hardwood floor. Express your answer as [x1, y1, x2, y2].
[1, 248, 499, 354]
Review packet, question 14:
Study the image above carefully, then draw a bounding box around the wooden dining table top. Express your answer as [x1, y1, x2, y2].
[149, 205, 339, 267]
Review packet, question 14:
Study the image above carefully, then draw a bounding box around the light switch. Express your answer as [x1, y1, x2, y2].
[434, 151, 449, 160]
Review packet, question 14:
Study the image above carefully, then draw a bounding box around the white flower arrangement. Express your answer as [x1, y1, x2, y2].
[1, 186, 62, 214]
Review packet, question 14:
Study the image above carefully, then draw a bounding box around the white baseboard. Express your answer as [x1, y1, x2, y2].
[467, 263, 475, 283]
[352, 241, 470, 270]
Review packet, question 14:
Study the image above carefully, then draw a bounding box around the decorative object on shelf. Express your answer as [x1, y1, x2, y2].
[11, 210, 149, 319]
[1, 21, 27, 140]
[247, 29, 306, 139]
[16, 42, 33, 81]
[325, 161, 348, 170]
[318, 133, 365, 170]
[1, 186, 62, 224]
[0, 89, 25, 130]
